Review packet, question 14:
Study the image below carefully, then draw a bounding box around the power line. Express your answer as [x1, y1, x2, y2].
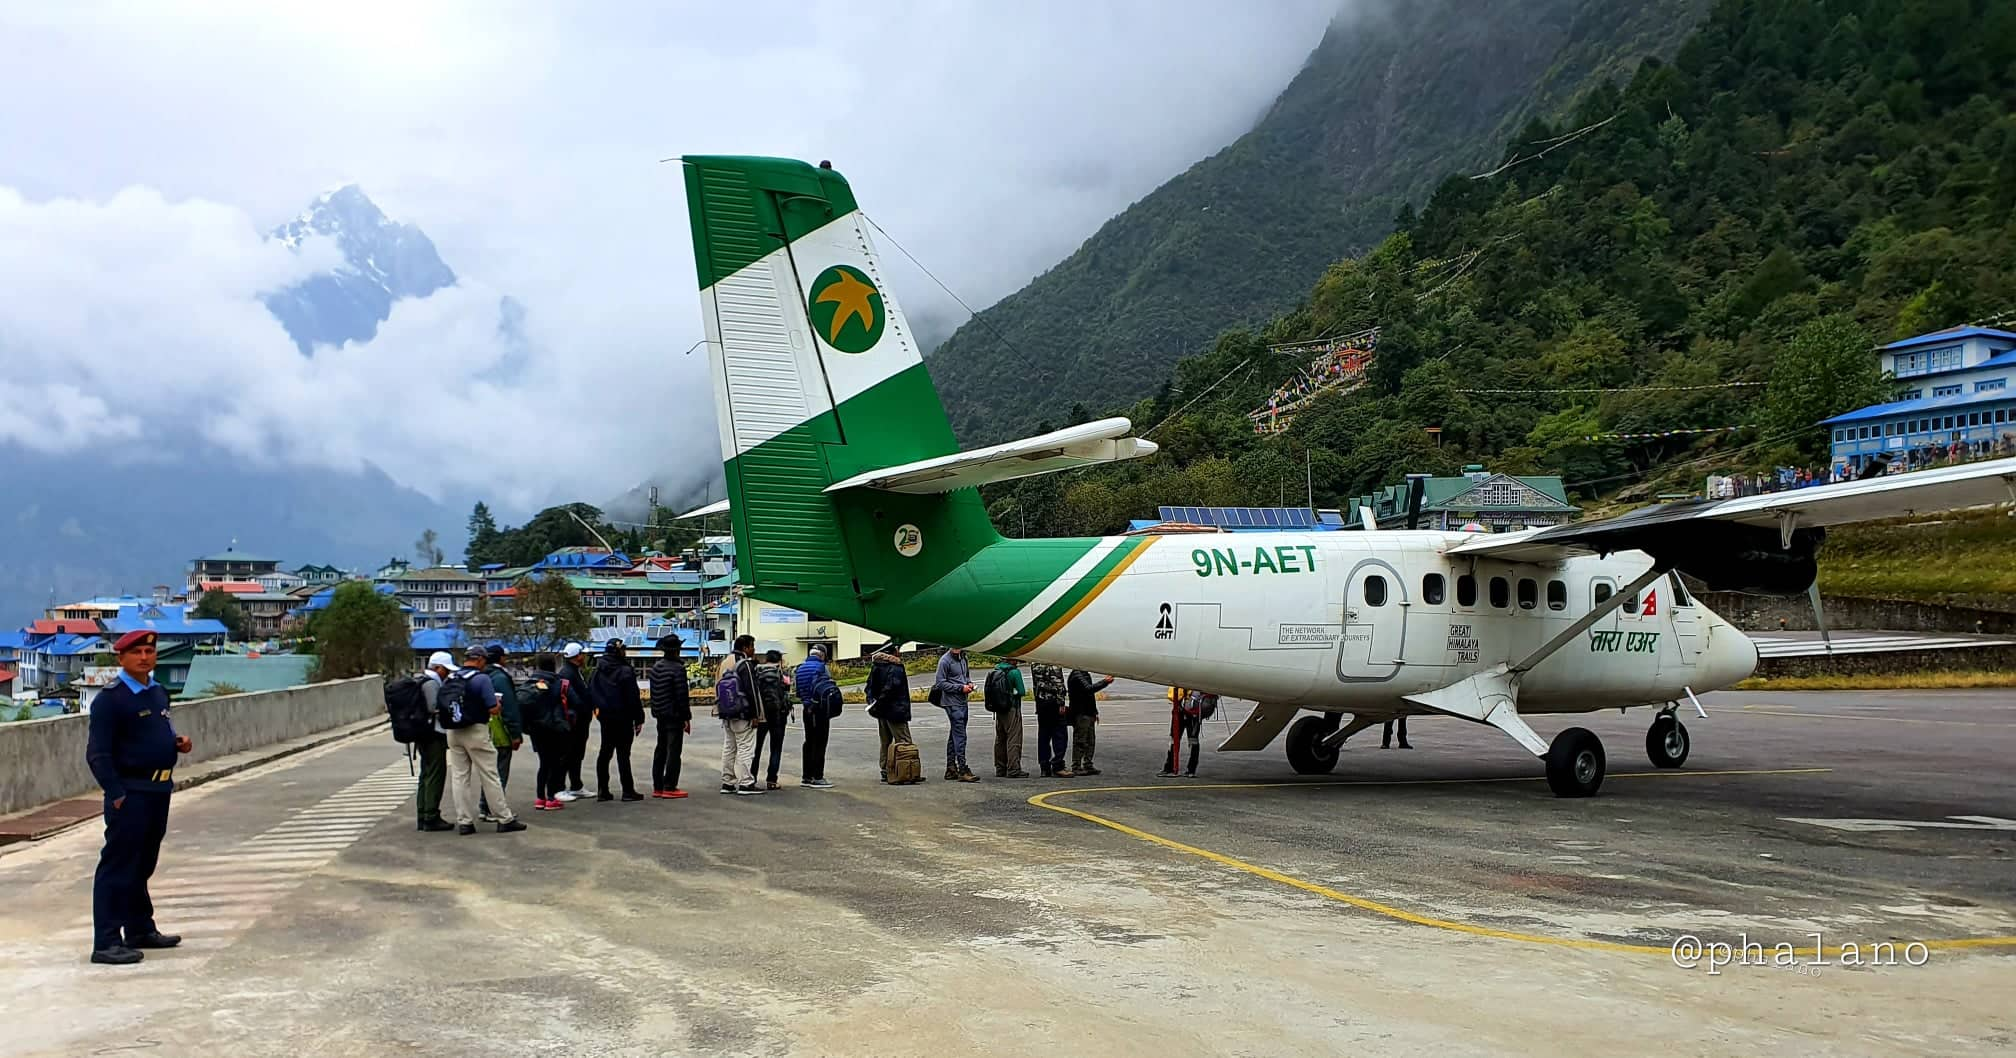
[1455, 381, 1764, 395]
[862, 213, 1038, 370]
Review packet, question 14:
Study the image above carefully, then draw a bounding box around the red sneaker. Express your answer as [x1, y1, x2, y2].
[547, 799, 564, 811]
[650, 790, 671, 799]
[667, 789, 689, 799]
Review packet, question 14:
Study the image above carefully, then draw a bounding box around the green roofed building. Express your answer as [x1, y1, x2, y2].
[1344, 466, 1578, 533]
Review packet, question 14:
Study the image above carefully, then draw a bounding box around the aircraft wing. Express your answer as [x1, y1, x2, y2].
[823, 417, 1157, 495]
[1447, 458, 2016, 583]
[674, 498, 731, 520]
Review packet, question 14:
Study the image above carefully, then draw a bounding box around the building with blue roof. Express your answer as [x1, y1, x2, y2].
[1827, 326, 2016, 472]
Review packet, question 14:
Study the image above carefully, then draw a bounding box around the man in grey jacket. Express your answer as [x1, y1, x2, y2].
[933, 647, 979, 782]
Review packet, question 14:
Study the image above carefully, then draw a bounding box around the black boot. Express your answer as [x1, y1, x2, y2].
[90, 945, 143, 966]
[127, 931, 181, 949]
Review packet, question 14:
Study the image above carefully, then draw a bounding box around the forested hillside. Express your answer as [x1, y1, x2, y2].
[930, 0, 1711, 443]
[982, 0, 2016, 539]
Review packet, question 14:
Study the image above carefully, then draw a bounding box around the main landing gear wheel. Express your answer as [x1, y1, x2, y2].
[1646, 714, 1690, 769]
[1545, 727, 1606, 798]
[1285, 715, 1341, 775]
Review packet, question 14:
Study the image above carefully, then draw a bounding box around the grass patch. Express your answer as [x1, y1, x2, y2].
[1733, 670, 2016, 691]
[1817, 506, 2016, 604]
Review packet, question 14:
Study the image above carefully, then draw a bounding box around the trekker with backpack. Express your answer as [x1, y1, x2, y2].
[932, 646, 979, 782]
[715, 655, 761, 795]
[1161, 686, 1217, 778]
[985, 660, 1030, 778]
[398, 652, 456, 832]
[792, 646, 839, 789]
[1030, 663, 1072, 778]
[648, 635, 692, 799]
[556, 643, 600, 801]
[478, 643, 522, 822]
[520, 655, 573, 811]
[866, 643, 920, 784]
[1067, 669, 1115, 776]
[443, 646, 526, 835]
[748, 649, 793, 790]
[592, 641, 645, 803]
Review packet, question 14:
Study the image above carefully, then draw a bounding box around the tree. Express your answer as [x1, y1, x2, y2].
[467, 503, 501, 565]
[191, 589, 249, 641]
[415, 528, 445, 568]
[510, 575, 594, 654]
[308, 581, 411, 680]
[458, 592, 505, 648]
[1764, 315, 1889, 461]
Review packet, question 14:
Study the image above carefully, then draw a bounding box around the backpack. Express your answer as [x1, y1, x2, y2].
[1031, 665, 1066, 705]
[983, 668, 1018, 713]
[384, 676, 432, 744]
[434, 671, 482, 730]
[755, 664, 790, 723]
[886, 740, 923, 784]
[522, 674, 568, 733]
[714, 671, 750, 721]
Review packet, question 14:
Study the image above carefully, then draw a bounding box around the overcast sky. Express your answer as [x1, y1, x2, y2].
[0, 0, 1344, 511]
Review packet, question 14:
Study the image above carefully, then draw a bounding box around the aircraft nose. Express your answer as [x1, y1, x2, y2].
[1701, 616, 1759, 689]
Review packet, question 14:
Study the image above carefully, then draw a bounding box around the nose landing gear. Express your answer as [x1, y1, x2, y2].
[1646, 708, 1690, 769]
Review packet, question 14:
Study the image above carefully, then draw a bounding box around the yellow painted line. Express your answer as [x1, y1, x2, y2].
[1028, 771, 2016, 958]
[1741, 705, 2008, 727]
[1015, 536, 1159, 655]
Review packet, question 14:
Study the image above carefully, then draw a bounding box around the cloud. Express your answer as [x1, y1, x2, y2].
[0, 0, 1347, 508]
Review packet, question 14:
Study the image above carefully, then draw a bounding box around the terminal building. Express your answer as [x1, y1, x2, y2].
[1342, 467, 1577, 533]
[1824, 326, 2016, 473]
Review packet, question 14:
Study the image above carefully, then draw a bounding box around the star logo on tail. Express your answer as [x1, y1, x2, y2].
[806, 265, 886, 354]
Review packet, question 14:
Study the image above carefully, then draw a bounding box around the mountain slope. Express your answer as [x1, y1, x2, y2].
[929, 0, 1711, 443]
[263, 185, 457, 353]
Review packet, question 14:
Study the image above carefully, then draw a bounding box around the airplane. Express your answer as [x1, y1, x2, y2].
[675, 154, 2016, 797]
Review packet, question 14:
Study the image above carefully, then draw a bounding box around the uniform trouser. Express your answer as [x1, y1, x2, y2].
[1036, 717, 1068, 773]
[447, 725, 514, 825]
[596, 721, 638, 796]
[652, 718, 685, 792]
[1164, 710, 1202, 774]
[751, 719, 787, 783]
[801, 705, 831, 782]
[876, 718, 913, 776]
[1071, 716, 1098, 771]
[93, 789, 169, 950]
[994, 709, 1024, 774]
[530, 728, 568, 800]
[567, 716, 594, 790]
[1382, 717, 1410, 747]
[942, 703, 970, 770]
[415, 732, 448, 824]
[720, 719, 757, 787]
[480, 744, 512, 815]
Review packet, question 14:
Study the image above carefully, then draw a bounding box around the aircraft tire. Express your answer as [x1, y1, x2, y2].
[1645, 715, 1689, 769]
[1545, 727, 1605, 797]
[1285, 716, 1341, 775]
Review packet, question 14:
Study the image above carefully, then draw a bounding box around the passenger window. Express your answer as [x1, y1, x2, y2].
[1422, 573, 1445, 605]
[1489, 576, 1510, 609]
[1547, 580, 1566, 611]
[1671, 575, 1691, 607]
[1363, 575, 1388, 607]
[1593, 581, 1613, 606]
[1517, 578, 1538, 610]
[1457, 575, 1477, 607]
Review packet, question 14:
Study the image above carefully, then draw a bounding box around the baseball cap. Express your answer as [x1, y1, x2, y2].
[463, 644, 487, 661]
[562, 643, 583, 658]
[485, 643, 506, 662]
[427, 651, 455, 670]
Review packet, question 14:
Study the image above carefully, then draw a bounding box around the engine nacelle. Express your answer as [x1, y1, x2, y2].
[1636, 523, 1824, 597]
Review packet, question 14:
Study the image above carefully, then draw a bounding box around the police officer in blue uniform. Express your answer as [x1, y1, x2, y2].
[85, 629, 192, 965]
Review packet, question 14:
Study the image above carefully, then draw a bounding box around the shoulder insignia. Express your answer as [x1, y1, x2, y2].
[137, 710, 152, 717]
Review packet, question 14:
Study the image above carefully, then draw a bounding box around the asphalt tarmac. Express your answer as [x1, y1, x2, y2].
[1, 686, 2011, 1057]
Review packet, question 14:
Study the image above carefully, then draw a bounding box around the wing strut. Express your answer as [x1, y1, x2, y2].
[1512, 564, 1669, 675]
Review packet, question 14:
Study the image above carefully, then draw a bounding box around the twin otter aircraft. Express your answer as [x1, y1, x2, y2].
[679, 154, 2016, 796]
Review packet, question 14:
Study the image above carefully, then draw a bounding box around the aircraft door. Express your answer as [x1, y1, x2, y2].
[1336, 559, 1407, 683]
[1668, 575, 1702, 666]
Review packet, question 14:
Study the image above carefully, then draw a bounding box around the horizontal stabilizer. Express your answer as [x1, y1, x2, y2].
[674, 498, 731, 520]
[824, 417, 1158, 495]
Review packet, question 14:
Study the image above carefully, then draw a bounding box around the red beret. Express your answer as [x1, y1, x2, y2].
[114, 629, 157, 653]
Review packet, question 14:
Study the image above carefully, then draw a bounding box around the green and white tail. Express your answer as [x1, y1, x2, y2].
[683, 156, 1160, 654]
[683, 155, 997, 632]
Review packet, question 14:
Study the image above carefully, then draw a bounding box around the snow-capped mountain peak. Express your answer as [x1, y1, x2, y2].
[263, 185, 456, 354]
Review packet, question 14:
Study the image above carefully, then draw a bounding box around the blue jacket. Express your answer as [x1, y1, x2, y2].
[795, 657, 838, 710]
[86, 677, 179, 800]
